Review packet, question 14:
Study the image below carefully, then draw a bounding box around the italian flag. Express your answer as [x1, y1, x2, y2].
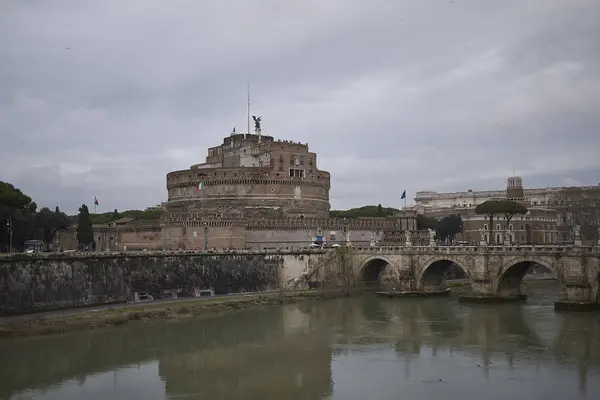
[196, 182, 205, 191]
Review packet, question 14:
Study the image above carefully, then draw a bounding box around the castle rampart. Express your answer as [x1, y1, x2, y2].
[164, 131, 331, 218]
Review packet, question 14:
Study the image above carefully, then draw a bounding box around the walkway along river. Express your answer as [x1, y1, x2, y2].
[0, 280, 599, 400]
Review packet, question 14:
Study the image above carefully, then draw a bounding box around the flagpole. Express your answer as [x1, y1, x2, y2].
[247, 82, 250, 134]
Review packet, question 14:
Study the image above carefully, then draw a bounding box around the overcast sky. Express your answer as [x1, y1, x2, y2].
[1, 0, 599, 214]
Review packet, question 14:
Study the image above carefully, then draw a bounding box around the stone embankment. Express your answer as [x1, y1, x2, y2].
[0, 249, 327, 317]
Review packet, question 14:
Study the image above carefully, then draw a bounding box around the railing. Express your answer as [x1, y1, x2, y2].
[353, 244, 599, 254]
[2, 243, 597, 261]
[0, 248, 329, 260]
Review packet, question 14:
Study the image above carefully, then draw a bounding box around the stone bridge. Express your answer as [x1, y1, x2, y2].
[1, 244, 599, 314]
[340, 244, 600, 308]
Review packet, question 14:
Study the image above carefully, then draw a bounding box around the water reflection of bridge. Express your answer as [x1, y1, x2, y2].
[1, 296, 599, 398]
[333, 296, 600, 392]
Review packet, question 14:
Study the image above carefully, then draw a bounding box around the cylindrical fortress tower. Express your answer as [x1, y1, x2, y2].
[166, 133, 331, 218]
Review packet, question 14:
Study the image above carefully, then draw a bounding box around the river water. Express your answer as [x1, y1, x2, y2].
[1, 281, 599, 400]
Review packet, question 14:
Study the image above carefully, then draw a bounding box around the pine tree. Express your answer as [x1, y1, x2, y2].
[76, 204, 94, 250]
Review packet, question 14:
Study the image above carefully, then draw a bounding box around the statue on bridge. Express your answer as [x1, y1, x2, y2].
[404, 230, 412, 246]
[504, 228, 512, 245]
[573, 224, 582, 245]
[428, 228, 436, 246]
[478, 228, 487, 246]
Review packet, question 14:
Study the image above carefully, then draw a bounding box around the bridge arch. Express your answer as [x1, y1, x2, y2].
[416, 256, 470, 291]
[494, 256, 559, 297]
[357, 255, 395, 286]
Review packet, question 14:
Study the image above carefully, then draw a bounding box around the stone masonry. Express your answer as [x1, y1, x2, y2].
[1, 244, 599, 315]
[0, 250, 328, 316]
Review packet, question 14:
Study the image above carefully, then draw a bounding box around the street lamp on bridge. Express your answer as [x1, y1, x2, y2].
[5, 217, 13, 253]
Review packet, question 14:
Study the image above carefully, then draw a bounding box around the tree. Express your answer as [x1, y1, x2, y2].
[417, 214, 437, 230]
[436, 214, 464, 244]
[0, 181, 36, 212]
[475, 200, 528, 244]
[329, 205, 398, 218]
[0, 181, 38, 251]
[76, 204, 94, 250]
[376, 204, 383, 216]
[36, 206, 70, 248]
[112, 208, 120, 221]
[500, 201, 528, 236]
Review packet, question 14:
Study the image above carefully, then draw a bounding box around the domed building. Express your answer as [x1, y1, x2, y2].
[166, 131, 331, 219]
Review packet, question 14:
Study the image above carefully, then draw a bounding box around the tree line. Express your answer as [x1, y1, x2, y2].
[0, 181, 69, 252]
[1, 181, 164, 252]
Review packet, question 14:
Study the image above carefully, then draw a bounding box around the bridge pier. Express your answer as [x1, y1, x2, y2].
[353, 245, 599, 311]
[458, 276, 528, 304]
[554, 276, 599, 311]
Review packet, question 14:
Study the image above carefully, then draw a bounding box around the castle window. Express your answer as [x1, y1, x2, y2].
[289, 168, 304, 178]
[209, 150, 214, 157]
[308, 158, 313, 166]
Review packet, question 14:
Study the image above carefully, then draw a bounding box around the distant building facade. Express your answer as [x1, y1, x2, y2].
[414, 176, 600, 244]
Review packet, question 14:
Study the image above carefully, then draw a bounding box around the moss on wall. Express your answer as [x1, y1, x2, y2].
[0, 254, 279, 316]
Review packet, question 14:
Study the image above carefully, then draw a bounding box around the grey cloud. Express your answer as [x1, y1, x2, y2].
[1, 0, 599, 214]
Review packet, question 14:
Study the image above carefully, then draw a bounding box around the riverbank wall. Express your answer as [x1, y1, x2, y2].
[0, 250, 328, 316]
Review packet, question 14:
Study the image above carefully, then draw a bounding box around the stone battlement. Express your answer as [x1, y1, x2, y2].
[167, 175, 331, 189]
[120, 215, 400, 230]
[245, 217, 397, 230]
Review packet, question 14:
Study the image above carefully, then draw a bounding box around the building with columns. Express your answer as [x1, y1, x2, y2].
[414, 176, 560, 245]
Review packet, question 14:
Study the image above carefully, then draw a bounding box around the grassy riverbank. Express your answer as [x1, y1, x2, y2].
[0, 290, 351, 340]
[0, 276, 557, 340]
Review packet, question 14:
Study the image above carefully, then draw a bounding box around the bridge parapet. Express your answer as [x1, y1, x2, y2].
[0, 248, 328, 262]
[354, 244, 599, 256]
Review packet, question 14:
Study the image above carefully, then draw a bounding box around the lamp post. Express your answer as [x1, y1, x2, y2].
[6, 217, 13, 253]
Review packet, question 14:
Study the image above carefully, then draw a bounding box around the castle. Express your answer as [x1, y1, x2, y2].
[58, 125, 418, 251]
